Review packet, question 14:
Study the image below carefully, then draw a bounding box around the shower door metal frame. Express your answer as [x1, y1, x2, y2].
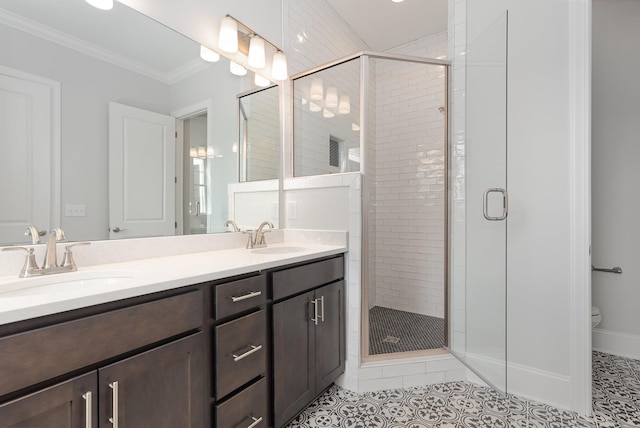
[359, 52, 451, 362]
[290, 51, 451, 362]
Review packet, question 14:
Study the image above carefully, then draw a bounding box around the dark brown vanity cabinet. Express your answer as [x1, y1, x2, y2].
[271, 256, 345, 428]
[211, 274, 269, 428]
[0, 290, 204, 428]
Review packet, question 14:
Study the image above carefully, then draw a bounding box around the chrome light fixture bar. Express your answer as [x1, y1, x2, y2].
[218, 14, 288, 81]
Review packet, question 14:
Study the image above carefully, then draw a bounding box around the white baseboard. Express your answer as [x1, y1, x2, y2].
[465, 353, 572, 410]
[593, 328, 640, 360]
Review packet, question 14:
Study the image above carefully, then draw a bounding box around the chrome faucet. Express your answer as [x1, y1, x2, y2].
[254, 221, 274, 248]
[224, 219, 240, 232]
[2, 228, 90, 278]
[24, 225, 41, 245]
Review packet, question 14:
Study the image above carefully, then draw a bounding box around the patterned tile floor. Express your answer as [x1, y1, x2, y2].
[285, 351, 640, 428]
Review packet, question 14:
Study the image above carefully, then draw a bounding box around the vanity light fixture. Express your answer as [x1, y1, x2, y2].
[248, 36, 266, 69]
[200, 45, 220, 62]
[255, 73, 271, 87]
[325, 87, 338, 108]
[230, 61, 248, 76]
[85, 0, 113, 10]
[218, 16, 238, 53]
[309, 102, 322, 113]
[352, 123, 361, 131]
[218, 15, 288, 80]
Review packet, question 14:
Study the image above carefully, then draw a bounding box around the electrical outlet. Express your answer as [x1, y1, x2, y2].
[65, 204, 86, 217]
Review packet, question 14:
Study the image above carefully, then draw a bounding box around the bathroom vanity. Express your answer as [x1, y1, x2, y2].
[0, 243, 346, 428]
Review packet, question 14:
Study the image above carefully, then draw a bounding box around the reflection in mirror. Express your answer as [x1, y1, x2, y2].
[238, 85, 280, 182]
[0, 0, 280, 245]
[293, 58, 361, 177]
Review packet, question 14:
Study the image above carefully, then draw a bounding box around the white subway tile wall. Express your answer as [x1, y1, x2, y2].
[370, 32, 448, 318]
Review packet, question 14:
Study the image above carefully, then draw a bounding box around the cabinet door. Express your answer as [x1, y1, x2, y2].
[99, 333, 203, 428]
[315, 280, 345, 394]
[273, 290, 315, 428]
[0, 372, 96, 428]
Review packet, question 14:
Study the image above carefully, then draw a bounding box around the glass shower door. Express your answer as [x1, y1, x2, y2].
[449, 9, 508, 393]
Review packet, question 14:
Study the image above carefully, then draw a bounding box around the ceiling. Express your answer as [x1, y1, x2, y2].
[326, 0, 448, 52]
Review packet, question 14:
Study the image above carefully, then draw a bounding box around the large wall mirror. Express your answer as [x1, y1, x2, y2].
[0, 0, 280, 246]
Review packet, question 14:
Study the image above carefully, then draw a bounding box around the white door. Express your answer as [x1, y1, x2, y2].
[0, 72, 54, 244]
[108, 102, 176, 239]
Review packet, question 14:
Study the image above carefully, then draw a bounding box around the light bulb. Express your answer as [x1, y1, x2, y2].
[219, 17, 238, 53]
[338, 95, 351, 114]
[85, 0, 113, 10]
[309, 102, 321, 112]
[248, 36, 266, 69]
[310, 79, 323, 101]
[255, 74, 271, 87]
[230, 61, 247, 76]
[271, 51, 288, 80]
[200, 45, 220, 62]
[325, 87, 338, 108]
[323, 109, 335, 118]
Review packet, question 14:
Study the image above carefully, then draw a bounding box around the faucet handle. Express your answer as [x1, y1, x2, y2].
[61, 242, 91, 270]
[2, 246, 40, 277]
[241, 230, 255, 249]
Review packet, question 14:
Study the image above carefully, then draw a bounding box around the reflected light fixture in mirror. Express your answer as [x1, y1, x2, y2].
[200, 45, 220, 62]
[255, 74, 270, 87]
[309, 102, 321, 112]
[85, 0, 113, 10]
[230, 61, 248, 76]
[218, 14, 288, 81]
[325, 87, 338, 108]
[310, 79, 323, 100]
[339, 95, 351, 114]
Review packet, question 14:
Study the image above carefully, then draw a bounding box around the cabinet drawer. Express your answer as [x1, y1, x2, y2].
[215, 309, 267, 399]
[215, 377, 268, 428]
[214, 275, 266, 319]
[0, 290, 202, 398]
[272, 256, 344, 300]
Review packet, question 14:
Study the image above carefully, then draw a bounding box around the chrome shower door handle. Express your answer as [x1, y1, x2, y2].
[483, 188, 508, 221]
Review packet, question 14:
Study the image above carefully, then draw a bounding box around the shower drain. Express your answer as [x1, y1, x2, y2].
[383, 335, 400, 344]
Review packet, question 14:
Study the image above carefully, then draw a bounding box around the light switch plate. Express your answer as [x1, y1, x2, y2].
[65, 204, 86, 217]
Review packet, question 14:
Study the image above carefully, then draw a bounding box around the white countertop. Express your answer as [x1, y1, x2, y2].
[0, 242, 346, 326]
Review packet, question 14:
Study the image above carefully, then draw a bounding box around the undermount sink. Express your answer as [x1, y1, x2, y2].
[250, 246, 307, 255]
[0, 270, 137, 297]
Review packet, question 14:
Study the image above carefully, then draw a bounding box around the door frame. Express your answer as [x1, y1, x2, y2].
[171, 100, 214, 235]
[568, 0, 592, 416]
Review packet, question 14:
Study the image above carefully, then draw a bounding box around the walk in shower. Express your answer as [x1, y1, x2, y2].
[292, 52, 448, 359]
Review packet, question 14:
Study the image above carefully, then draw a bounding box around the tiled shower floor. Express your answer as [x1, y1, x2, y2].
[285, 351, 640, 428]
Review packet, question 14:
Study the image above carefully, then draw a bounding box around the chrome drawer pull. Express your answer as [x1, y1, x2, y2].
[319, 296, 325, 322]
[230, 291, 262, 303]
[232, 344, 263, 362]
[247, 416, 263, 428]
[108, 381, 119, 427]
[311, 298, 319, 325]
[82, 391, 92, 428]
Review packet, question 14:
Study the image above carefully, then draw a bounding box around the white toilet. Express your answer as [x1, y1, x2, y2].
[592, 306, 602, 328]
